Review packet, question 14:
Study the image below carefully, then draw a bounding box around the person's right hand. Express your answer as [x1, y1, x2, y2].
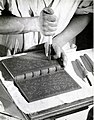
[39, 7, 57, 36]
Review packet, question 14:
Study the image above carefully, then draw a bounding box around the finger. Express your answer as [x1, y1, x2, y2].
[43, 7, 54, 15]
[61, 50, 68, 66]
[44, 14, 57, 22]
[43, 20, 57, 27]
[7, 49, 11, 56]
[42, 26, 57, 33]
[57, 52, 67, 67]
[53, 46, 61, 58]
[44, 42, 49, 57]
[42, 31, 55, 36]
[52, 45, 68, 67]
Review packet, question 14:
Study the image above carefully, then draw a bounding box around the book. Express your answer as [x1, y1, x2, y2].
[1, 46, 81, 103]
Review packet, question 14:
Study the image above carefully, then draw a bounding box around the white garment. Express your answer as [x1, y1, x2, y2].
[0, 0, 93, 52]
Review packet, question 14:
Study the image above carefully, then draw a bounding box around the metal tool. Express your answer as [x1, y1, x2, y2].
[43, 0, 54, 60]
[43, 9, 53, 60]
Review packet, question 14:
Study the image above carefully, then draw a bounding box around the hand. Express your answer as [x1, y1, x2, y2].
[52, 44, 67, 67]
[44, 42, 67, 67]
[52, 35, 68, 66]
[39, 7, 57, 36]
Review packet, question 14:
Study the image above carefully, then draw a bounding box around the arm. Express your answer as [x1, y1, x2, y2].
[0, 8, 57, 35]
[0, 16, 40, 34]
[53, 14, 92, 48]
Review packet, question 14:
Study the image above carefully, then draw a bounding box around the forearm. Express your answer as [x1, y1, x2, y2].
[0, 16, 40, 34]
[53, 14, 91, 48]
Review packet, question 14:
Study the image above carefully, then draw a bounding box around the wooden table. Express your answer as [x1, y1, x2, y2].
[0, 49, 93, 120]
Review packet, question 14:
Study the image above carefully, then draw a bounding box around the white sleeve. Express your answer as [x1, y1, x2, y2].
[0, 0, 4, 15]
[76, 0, 93, 14]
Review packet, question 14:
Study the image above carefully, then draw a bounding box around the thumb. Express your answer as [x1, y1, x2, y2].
[52, 45, 61, 59]
[53, 45, 68, 67]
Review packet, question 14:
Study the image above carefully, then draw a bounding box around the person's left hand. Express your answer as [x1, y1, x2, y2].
[53, 43, 67, 67]
[44, 42, 67, 67]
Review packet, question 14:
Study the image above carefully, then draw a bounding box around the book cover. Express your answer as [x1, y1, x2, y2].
[1, 50, 81, 103]
[2, 50, 60, 79]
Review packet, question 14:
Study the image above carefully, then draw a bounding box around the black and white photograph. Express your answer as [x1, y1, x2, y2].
[0, 0, 93, 120]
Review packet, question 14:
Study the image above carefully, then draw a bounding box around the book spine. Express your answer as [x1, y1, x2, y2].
[15, 65, 62, 81]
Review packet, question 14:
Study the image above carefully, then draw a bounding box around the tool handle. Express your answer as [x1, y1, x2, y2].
[86, 75, 92, 86]
[43, 8, 54, 60]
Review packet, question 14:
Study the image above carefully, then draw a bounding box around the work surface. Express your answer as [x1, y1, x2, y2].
[0, 48, 94, 120]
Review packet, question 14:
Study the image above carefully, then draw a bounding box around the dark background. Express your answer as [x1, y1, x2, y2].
[76, 16, 93, 51]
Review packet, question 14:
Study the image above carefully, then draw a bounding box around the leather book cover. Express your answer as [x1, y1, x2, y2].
[2, 50, 60, 79]
[15, 70, 81, 102]
[1, 48, 81, 103]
